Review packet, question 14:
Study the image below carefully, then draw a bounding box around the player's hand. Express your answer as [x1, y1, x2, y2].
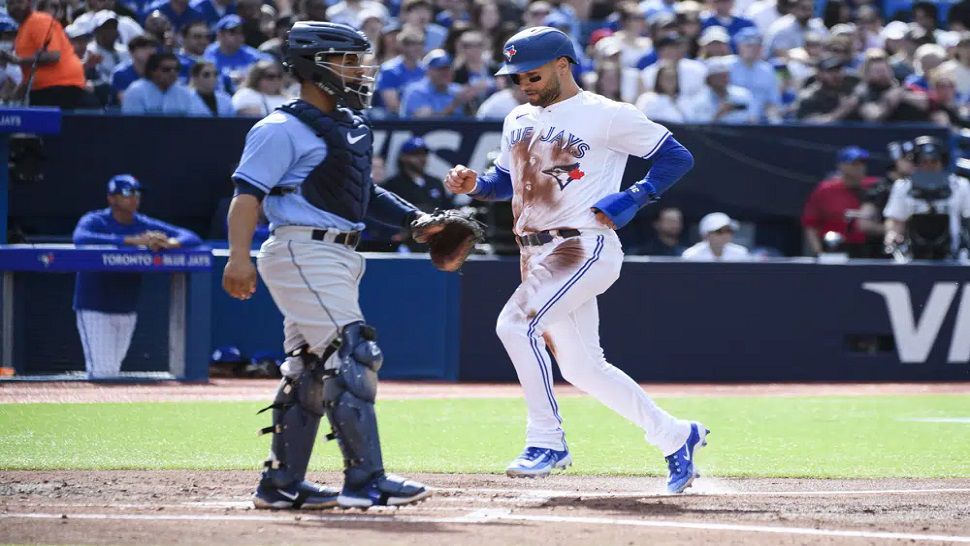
[445, 165, 478, 194]
[593, 209, 616, 230]
[223, 258, 258, 300]
[124, 232, 154, 247]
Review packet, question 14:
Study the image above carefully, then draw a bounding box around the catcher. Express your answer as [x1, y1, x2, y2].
[222, 22, 480, 510]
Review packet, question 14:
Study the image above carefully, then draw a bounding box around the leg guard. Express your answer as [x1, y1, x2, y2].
[259, 346, 330, 488]
[323, 321, 386, 489]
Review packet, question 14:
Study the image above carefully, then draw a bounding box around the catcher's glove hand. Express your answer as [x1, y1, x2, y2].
[410, 209, 485, 272]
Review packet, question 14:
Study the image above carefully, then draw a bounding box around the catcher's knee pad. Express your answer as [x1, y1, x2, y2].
[259, 347, 327, 487]
[323, 321, 386, 487]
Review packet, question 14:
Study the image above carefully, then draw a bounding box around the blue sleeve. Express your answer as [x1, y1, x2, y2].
[232, 119, 299, 192]
[591, 137, 694, 229]
[376, 65, 399, 91]
[73, 213, 125, 245]
[138, 215, 203, 247]
[469, 164, 513, 201]
[120, 83, 145, 114]
[367, 185, 420, 228]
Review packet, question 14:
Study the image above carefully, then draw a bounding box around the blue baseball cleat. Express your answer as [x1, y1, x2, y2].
[337, 473, 431, 508]
[506, 446, 572, 478]
[253, 479, 340, 509]
[665, 423, 709, 494]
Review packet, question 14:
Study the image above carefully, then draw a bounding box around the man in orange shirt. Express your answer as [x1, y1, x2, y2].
[5, 0, 96, 108]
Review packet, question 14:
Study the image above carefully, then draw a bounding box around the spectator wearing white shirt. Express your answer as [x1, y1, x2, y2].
[0, 15, 22, 102]
[682, 212, 751, 261]
[639, 33, 707, 99]
[87, 11, 129, 104]
[764, 0, 827, 59]
[231, 59, 288, 116]
[72, 0, 144, 45]
[635, 60, 691, 123]
[685, 56, 755, 123]
[476, 86, 527, 119]
[325, 0, 388, 29]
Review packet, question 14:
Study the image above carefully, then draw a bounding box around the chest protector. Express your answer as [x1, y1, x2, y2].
[278, 100, 374, 223]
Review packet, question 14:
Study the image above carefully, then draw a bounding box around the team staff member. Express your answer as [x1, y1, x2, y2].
[223, 22, 430, 510]
[73, 174, 202, 379]
[444, 27, 708, 494]
[4, 0, 95, 108]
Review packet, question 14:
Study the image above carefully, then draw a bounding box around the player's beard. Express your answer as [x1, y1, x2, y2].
[531, 77, 562, 107]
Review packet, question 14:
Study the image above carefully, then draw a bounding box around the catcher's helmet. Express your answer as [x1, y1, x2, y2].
[282, 21, 378, 109]
[495, 26, 577, 76]
[912, 135, 948, 165]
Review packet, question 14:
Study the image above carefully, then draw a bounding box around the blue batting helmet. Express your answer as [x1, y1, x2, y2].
[106, 174, 141, 195]
[495, 26, 577, 76]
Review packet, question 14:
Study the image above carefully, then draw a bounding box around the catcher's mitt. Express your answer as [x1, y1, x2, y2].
[410, 209, 485, 272]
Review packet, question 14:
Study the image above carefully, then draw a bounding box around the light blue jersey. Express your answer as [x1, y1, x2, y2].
[232, 110, 366, 231]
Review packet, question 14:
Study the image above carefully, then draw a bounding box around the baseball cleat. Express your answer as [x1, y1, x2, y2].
[506, 446, 572, 478]
[253, 479, 340, 509]
[337, 473, 431, 508]
[665, 422, 709, 494]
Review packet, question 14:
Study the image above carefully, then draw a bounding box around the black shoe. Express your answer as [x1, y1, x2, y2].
[253, 479, 340, 509]
[337, 474, 431, 508]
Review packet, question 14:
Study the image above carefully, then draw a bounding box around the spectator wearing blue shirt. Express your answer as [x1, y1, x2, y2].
[701, 0, 756, 44]
[146, 0, 205, 33]
[203, 14, 268, 92]
[400, 49, 475, 118]
[73, 174, 202, 379]
[111, 34, 159, 101]
[188, 60, 234, 115]
[190, 0, 235, 28]
[729, 27, 781, 121]
[399, 0, 446, 52]
[376, 28, 426, 114]
[121, 51, 196, 113]
[685, 55, 756, 123]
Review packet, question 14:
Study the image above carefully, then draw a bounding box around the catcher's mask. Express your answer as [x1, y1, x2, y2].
[283, 21, 379, 110]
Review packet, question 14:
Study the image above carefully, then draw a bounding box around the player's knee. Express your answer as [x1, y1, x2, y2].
[496, 304, 528, 342]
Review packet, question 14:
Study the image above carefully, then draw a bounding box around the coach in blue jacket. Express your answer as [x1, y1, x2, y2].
[72, 174, 202, 379]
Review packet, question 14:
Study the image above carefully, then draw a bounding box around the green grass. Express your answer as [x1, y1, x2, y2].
[1, 395, 969, 478]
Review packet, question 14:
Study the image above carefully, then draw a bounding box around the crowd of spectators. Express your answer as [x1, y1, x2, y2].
[0, 0, 967, 124]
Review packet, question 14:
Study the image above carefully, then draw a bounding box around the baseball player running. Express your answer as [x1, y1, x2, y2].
[222, 22, 432, 510]
[445, 27, 709, 493]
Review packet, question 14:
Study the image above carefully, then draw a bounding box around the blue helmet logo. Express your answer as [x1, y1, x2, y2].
[495, 26, 577, 76]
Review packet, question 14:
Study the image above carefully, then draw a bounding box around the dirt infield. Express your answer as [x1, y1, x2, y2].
[2, 471, 970, 545]
[2, 380, 970, 544]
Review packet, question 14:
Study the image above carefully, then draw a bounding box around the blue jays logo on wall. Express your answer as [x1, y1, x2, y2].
[504, 45, 517, 62]
[542, 163, 585, 190]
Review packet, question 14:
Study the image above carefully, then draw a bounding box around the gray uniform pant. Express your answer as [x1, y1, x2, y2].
[257, 226, 366, 377]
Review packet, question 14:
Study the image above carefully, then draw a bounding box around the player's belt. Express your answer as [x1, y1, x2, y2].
[516, 229, 581, 247]
[310, 229, 361, 248]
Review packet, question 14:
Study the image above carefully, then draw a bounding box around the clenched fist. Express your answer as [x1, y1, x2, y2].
[445, 165, 478, 194]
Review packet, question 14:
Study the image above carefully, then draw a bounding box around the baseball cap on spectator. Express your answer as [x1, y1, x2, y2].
[735, 27, 761, 45]
[543, 11, 571, 30]
[588, 28, 614, 47]
[705, 55, 732, 75]
[106, 174, 142, 195]
[699, 212, 739, 235]
[423, 49, 452, 69]
[400, 136, 429, 154]
[837, 146, 869, 163]
[817, 56, 845, 71]
[93, 10, 119, 29]
[65, 19, 93, 38]
[939, 30, 965, 49]
[698, 26, 730, 46]
[648, 11, 677, 30]
[0, 14, 18, 33]
[358, 7, 386, 26]
[655, 33, 684, 50]
[215, 14, 243, 32]
[881, 20, 909, 42]
[829, 23, 856, 37]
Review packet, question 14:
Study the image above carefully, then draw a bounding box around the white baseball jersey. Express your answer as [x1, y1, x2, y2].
[495, 91, 672, 236]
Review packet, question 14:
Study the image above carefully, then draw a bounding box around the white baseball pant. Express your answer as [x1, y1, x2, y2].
[495, 230, 691, 456]
[75, 309, 137, 379]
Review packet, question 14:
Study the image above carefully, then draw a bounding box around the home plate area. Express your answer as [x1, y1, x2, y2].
[2, 471, 970, 545]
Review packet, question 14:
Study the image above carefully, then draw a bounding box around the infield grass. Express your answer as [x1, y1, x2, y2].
[1, 395, 968, 478]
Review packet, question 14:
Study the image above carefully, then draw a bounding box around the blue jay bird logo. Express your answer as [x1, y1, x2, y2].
[542, 163, 585, 190]
[504, 45, 517, 62]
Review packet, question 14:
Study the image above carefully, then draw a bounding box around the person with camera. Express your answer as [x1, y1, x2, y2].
[883, 136, 970, 260]
[802, 146, 885, 258]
